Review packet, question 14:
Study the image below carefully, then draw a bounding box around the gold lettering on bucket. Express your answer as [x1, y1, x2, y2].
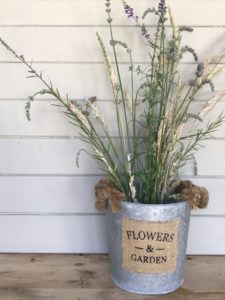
[122, 218, 179, 274]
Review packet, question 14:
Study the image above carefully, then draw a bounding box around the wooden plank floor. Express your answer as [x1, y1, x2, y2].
[0, 255, 224, 300]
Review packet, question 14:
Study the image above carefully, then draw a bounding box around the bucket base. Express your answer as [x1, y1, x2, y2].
[111, 276, 184, 295]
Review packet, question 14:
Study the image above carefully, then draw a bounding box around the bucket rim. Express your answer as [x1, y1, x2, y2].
[120, 200, 189, 209]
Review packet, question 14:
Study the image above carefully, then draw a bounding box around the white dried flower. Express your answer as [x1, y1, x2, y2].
[127, 153, 137, 202]
[124, 89, 132, 112]
[168, 6, 179, 40]
[174, 123, 184, 140]
[157, 108, 171, 150]
[87, 100, 108, 131]
[93, 146, 114, 174]
[198, 90, 225, 119]
[207, 66, 225, 81]
[107, 55, 117, 89]
[69, 101, 91, 131]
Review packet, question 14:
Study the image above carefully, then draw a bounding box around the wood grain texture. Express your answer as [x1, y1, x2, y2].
[0, 254, 224, 300]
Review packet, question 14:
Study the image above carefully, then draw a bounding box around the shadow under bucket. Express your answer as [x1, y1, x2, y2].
[106, 201, 191, 295]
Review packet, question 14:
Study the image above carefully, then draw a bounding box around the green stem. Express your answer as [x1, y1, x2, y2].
[107, 13, 131, 155]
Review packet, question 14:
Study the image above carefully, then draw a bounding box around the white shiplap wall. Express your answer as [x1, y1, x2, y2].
[0, 0, 225, 254]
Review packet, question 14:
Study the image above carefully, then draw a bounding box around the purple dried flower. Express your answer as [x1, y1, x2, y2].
[141, 24, 150, 39]
[196, 63, 204, 77]
[124, 4, 134, 18]
[158, 0, 167, 14]
[179, 26, 194, 32]
[157, 0, 167, 22]
[141, 24, 146, 35]
[123, 2, 149, 39]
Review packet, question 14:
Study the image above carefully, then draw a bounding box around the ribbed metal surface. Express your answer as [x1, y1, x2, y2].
[106, 201, 190, 295]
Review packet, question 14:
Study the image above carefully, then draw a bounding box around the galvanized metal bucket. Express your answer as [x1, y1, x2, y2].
[106, 201, 190, 295]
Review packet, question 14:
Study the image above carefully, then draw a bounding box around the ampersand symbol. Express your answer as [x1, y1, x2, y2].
[146, 244, 154, 253]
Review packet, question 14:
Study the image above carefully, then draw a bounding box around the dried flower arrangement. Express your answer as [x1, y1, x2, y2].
[0, 0, 224, 210]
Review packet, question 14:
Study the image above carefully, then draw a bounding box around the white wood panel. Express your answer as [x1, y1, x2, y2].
[187, 216, 225, 255]
[0, 100, 120, 137]
[0, 64, 115, 99]
[1, 100, 225, 138]
[193, 140, 225, 176]
[0, 64, 225, 100]
[0, 215, 108, 253]
[0, 139, 225, 175]
[0, 214, 224, 254]
[0, 176, 224, 215]
[0, 176, 101, 213]
[1, 27, 225, 63]
[0, 139, 101, 174]
[190, 178, 225, 216]
[0, 1, 223, 26]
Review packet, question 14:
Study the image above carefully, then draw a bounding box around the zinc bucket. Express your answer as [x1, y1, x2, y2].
[106, 201, 190, 295]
